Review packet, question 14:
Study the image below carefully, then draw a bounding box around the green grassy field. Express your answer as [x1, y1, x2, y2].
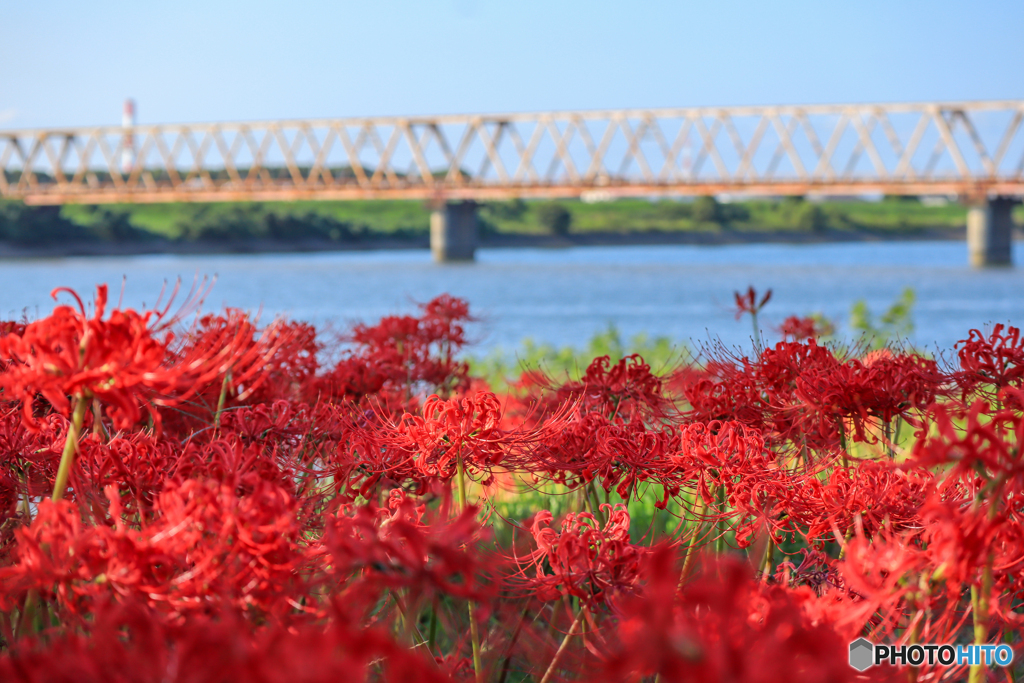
[60, 200, 433, 240]
[48, 195, 1001, 244]
[480, 196, 974, 234]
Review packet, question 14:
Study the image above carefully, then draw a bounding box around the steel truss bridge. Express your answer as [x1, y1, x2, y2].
[1, 100, 1022, 263]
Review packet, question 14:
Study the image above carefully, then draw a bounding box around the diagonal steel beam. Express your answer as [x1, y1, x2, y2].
[812, 113, 849, 179]
[735, 115, 769, 181]
[991, 110, 1022, 172]
[545, 118, 580, 183]
[932, 108, 971, 178]
[848, 112, 888, 178]
[477, 120, 510, 183]
[770, 113, 808, 179]
[617, 116, 654, 182]
[954, 110, 996, 177]
[893, 113, 931, 180]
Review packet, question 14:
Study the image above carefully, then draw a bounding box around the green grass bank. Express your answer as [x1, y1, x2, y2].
[2, 195, 1017, 248]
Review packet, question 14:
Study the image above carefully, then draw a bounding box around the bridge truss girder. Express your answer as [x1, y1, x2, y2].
[2, 101, 1023, 205]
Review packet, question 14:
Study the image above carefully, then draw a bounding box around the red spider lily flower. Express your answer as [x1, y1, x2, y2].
[319, 490, 496, 606]
[769, 547, 842, 595]
[71, 429, 176, 517]
[0, 470, 19, 563]
[69, 427, 307, 522]
[748, 339, 842, 448]
[320, 294, 474, 409]
[667, 421, 790, 545]
[999, 384, 1024, 412]
[166, 436, 304, 497]
[833, 526, 933, 640]
[160, 309, 295, 432]
[0, 599, 450, 683]
[907, 399, 1024, 495]
[954, 324, 1024, 400]
[532, 411, 679, 504]
[205, 401, 365, 508]
[792, 350, 945, 445]
[522, 408, 611, 488]
[524, 355, 674, 424]
[214, 399, 313, 448]
[675, 359, 769, 431]
[0, 320, 27, 337]
[418, 293, 473, 351]
[0, 287, 287, 438]
[404, 392, 504, 479]
[777, 315, 833, 342]
[372, 391, 572, 491]
[834, 511, 1004, 667]
[778, 315, 819, 342]
[317, 355, 390, 405]
[375, 392, 504, 488]
[0, 410, 65, 497]
[0, 286, 174, 431]
[0, 479, 312, 619]
[734, 286, 772, 321]
[511, 504, 645, 605]
[917, 497, 1024, 606]
[751, 339, 840, 403]
[602, 549, 856, 683]
[0, 319, 27, 373]
[781, 459, 936, 545]
[242, 320, 321, 405]
[678, 339, 845, 451]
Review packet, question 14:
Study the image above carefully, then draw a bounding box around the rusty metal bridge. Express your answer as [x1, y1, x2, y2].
[2, 100, 1023, 264]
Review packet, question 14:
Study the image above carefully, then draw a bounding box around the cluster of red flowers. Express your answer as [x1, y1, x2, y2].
[0, 283, 1021, 682]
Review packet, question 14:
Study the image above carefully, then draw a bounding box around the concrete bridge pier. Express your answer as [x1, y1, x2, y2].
[967, 197, 1017, 267]
[430, 201, 478, 262]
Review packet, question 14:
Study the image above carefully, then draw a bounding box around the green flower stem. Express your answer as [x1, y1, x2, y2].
[15, 590, 39, 638]
[427, 601, 438, 654]
[968, 561, 993, 683]
[678, 495, 707, 589]
[51, 397, 88, 502]
[15, 396, 87, 639]
[90, 397, 108, 440]
[539, 607, 584, 683]
[213, 369, 232, 433]
[760, 536, 774, 581]
[837, 418, 849, 469]
[456, 455, 484, 683]
[716, 484, 727, 555]
[587, 482, 605, 523]
[497, 604, 531, 683]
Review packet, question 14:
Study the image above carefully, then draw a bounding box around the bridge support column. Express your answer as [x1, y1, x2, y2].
[967, 197, 1016, 267]
[430, 201, 477, 262]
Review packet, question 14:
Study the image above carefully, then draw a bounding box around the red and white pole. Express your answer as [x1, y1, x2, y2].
[121, 98, 135, 174]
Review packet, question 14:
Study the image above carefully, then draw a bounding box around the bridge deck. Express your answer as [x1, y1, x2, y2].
[2, 101, 1023, 205]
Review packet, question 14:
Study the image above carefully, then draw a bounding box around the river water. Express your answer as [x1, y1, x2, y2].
[1, 241, 1021, 357]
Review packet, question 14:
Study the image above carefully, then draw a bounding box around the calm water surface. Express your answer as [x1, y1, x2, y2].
[0, 241, 1021, 356]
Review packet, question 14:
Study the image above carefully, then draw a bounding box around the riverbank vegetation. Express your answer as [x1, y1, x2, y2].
[1, 282, 1020, 681]
[1, 195, 1011, 246]
[470, 287, 917, 391]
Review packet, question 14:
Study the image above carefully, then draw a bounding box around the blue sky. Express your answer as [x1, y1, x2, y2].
[1, 0, 1022, 129]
